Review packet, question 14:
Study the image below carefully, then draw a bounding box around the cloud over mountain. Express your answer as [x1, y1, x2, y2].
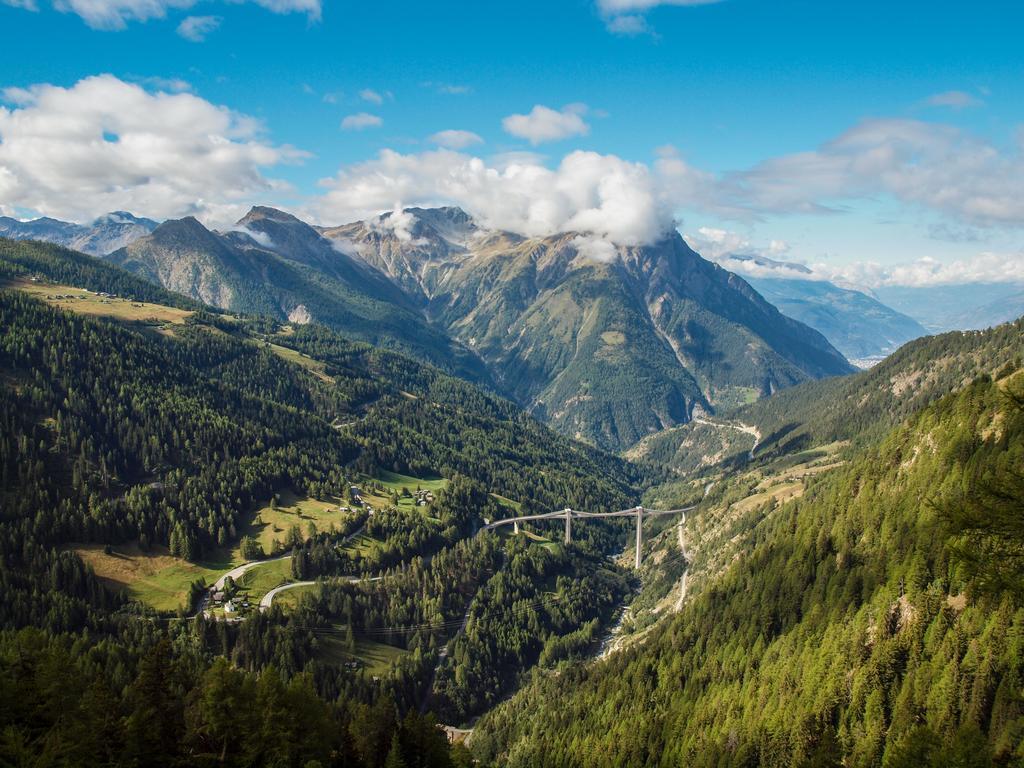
[316, 148, 681, 245]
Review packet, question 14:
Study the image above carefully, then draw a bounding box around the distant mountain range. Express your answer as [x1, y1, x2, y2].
[717, 253, 928, 364]
[0, 211, 158, 256]
[874, 282, 1024, 333]
[0, 206, 858, 450]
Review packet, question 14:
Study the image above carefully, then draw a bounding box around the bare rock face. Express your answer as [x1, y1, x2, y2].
[288, 304, 312, 324]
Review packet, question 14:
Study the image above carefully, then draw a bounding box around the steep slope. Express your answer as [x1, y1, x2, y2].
[107, 210, 489, 381]
[636, 315, 1024, 478]
[0, 237, 200, 309]
[325, 208, 853, 451]
[0, 240, 638, 596]
[0, 211, 157, 255]
[474, 354, 1024, 766]
[746, 275, 928, 362]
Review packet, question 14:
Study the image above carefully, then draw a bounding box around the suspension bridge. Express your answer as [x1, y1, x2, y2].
[482, 504, 695, 569]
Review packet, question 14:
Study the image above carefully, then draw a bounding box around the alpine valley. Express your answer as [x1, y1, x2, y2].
[2, 3, 1024, 764]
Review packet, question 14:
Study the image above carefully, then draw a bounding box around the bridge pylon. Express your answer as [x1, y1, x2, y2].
[635, 506, 644, 570]
[564, 508, 572, 544]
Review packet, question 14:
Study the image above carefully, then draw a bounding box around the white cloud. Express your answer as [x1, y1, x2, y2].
[316, 148, 676, 247]
[571, 234, 619, 263]
[813, 252, 1024, 289]
[367, 204, 429, 245]
[340, 112, 382, 131]
[0, 74, 306, 226]
[502, 104, 590, 145]
[5, 0, 318, 30]
[597, 0, 723, 33]
[686, 225, 1024, 289]
[429, 129, 483, 149]
[421, 81, 472, 95]
[724, 118, 1024, 227]
[925, 90, 983, 110]
[226, 224, 274, 248]
[329, 237, 368, 258]
[598, 0, 722, 10]
[176, 14, 220, 41]
[605, 14, 649, 34]
[359, 88, 384, 105]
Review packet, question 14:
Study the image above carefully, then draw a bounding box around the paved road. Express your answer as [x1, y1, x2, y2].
[259, 580, 316, 609]
[259, 573, 385, 610]
[214, 554, 292, 592]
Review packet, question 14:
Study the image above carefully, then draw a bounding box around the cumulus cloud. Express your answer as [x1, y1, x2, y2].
[429, 129, 483, 149]
[724, 118, 1024, 227]
[316, 148, 677, 247]
[359, 88, 384, 105]
[176, 14, 220, 41]
[5, 0, 318, 30]
[925, 90, 984, 110]
[340, 112, 382, 130]
[502, 104, 590, 145]
[0, 74, 306, 225]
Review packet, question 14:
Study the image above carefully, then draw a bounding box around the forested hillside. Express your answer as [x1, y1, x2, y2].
[0, 239, 642, 766]
[473, 365, 1024, 766]
[639, 320, 1024, 479]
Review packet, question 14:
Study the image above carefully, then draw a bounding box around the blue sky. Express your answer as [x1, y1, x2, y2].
[1, 0, 1023, 286]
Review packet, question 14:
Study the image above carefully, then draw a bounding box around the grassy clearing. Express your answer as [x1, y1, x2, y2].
[319, 633, 410, 675]
[73, 544, 233, 613]
[265, 341, 334, 383]
[363, 470, 449, 511]
[10, 280, 192, 325]
[490, 493, 522, 512]
[235, 557, 294, 601]
[242, 491, 355, 557]
[273, 583, 319, 610]
[341, 533, 379, 557]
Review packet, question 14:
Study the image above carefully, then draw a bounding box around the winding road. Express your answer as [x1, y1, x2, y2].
[693, 417, 761, 460]
[259, 580, 315, 609]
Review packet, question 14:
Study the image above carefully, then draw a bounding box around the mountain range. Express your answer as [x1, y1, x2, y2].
[2, 206, 858, 450]
[718, 253, 929, 363]
[323, 208, 853, 448]
[0, 211, 158, 256]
